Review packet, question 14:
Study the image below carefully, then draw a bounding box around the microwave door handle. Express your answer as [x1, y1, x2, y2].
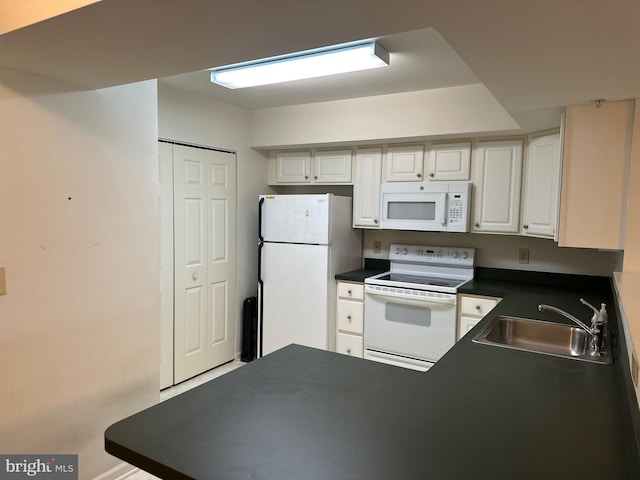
[439, 193, 447, 226]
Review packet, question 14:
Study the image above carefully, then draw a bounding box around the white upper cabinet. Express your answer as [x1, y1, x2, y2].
[353, 147, 383, 229]
[269, 149, 352, 185]
[274, 151, 311, 183]
[521, 131, 562, 239]
[559, 100, 634, 250]
[384, 144, 425, 182]
[313, 149, 353, 183]
[427, 142, 471, 180]
[472, 139, 524, 234]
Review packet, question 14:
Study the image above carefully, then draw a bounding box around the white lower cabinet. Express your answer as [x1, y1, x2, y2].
[458, 294, 502, 340]
[336, 281, 365, 357]
[336, 332, 364, 357]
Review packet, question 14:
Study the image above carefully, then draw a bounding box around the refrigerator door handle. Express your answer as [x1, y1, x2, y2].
[257, 240, 264, 358]
[258, 197, 265, 243]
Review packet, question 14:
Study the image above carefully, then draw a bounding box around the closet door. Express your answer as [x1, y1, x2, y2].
[172, 144, 237, 384]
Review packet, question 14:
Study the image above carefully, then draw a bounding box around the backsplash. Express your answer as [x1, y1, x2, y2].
[363, 230, 622, 277]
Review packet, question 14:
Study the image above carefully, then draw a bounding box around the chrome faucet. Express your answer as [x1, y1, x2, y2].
[538, 298, 603, 356]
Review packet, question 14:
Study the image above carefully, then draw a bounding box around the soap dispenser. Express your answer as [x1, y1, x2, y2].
[599, 303, 608, 338]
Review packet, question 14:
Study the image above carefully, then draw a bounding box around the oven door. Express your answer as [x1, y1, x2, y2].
[364, 285, 457, 367]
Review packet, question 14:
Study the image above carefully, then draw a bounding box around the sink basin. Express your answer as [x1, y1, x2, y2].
[472, 315, 612, 364]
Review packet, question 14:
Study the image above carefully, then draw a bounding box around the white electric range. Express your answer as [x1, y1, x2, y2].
[364, 244, 475, 371]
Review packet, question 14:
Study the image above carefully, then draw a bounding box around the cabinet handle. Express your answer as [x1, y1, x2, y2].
[475, 305, 481, 311]
[347, 315, 352, 321]
[429, 172, 435, 178]
[416, 173, 422, 178]
[314, 175, 318, 180]
[523, 224, 529, 229]
[192, 272, 198, 281]
[346, 348, 352, 355]
[347, 289, 352, 295]
[374, 219, 378, 224]
[305, 175, 309, 180]
[474, 222, 480, 228]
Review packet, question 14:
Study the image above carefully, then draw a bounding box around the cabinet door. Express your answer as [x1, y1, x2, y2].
[472, 140, 523, 233]
[522, 132, 561, 239]
[314, 149, 352, 183]
[385, 145, 425, 182]
[353, 147, 382, 228]
[427, 142, 471, 180]
[559, 100, 633, 249]
[337, 299, 364, 335]
[458, 316, 481, 340]
[276, 151, 311, 183]
[336, 332, 364, 358]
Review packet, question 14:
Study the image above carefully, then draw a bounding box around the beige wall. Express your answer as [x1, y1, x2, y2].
[623, 100, 640, 272]
[249, 84, 521, 148]
[0, 69, 159, 478]
[158, 83, 272, 354]
[364, 231, 622, 276]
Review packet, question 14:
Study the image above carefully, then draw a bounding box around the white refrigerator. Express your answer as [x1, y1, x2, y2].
[257, 194, 362, 357]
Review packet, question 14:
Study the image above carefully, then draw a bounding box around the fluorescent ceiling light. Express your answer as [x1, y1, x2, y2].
[210, 42, 389, 89]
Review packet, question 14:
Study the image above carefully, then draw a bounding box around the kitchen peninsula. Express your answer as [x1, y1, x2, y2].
[106, 271, 640, 480]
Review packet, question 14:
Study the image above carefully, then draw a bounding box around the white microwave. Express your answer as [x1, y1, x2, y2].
[379, 181, 472, 232]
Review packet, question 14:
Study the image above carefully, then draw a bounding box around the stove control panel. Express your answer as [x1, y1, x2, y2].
[389, 244, 475, 267]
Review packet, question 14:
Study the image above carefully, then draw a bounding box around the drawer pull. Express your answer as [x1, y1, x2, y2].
[347, 289, 352, 295]
[475, 305, 481, 311]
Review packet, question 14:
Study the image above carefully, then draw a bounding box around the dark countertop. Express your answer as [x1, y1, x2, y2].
[106, 270, 640, 479]
[334, 258, 389, 282]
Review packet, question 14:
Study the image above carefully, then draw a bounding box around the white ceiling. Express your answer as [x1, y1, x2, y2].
[1, 0, 639, 131]
[160, 28, 481, 110]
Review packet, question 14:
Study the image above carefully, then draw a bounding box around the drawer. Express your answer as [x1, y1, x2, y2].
[337, 299, 364, 334]
[337, 282, 364, 301]
[459, 295, 501, 317]
[336, 332, 364, 358]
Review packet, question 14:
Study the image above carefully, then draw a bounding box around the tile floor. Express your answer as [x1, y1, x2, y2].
[122, 359, 245, 480]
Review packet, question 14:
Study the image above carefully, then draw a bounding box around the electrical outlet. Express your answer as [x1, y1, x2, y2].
[518, 248, 530, 264]
[373, 240, 382, 253]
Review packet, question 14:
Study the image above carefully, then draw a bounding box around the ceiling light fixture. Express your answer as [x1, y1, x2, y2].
[210, 41, 389, 89]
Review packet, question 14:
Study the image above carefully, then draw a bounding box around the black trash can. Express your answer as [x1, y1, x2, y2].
[241, 296, 258, 362]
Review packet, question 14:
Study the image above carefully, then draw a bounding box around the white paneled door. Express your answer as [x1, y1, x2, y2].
[165, 142, 237, 385]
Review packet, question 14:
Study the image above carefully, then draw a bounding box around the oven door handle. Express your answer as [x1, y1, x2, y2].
[365, 286, 456, 306]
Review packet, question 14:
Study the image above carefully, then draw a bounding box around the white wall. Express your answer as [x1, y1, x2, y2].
[363, 230, 622, 276]
[0, 69, 159, 478]
[249, 84, 521, 148]
[157, 83, 271, 354]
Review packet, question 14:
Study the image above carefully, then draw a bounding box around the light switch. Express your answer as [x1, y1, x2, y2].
[0, 267, 6, 295]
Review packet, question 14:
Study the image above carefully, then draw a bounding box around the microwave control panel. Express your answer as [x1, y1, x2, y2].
[448, 194, 466, 226]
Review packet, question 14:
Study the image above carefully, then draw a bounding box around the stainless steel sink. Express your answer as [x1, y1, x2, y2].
[472, 315, 612, 364]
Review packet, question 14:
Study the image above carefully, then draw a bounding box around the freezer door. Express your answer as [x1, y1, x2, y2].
[260, 242, 330, 356]
[259, 194, 330, 244]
